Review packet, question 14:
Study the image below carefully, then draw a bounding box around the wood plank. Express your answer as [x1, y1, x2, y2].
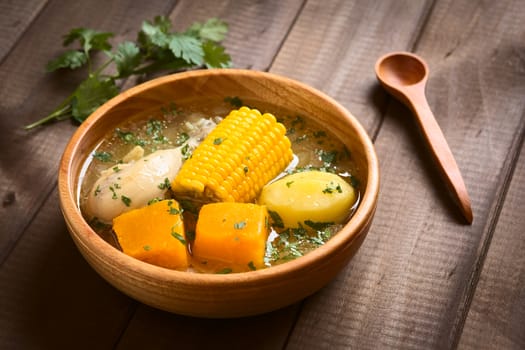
[285, 0, 525, 348]
[0, 0, 178, 263]
[269, 0, 434, 134]
[0, 0, 47, 62]
[458, 139, 525, 349]
[0, 188, 137, 349]
[116, 304, 302, 350]
[168, 0, 306, 70]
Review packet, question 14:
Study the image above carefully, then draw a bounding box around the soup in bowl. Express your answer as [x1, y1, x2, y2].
[59, 69, 379, 317]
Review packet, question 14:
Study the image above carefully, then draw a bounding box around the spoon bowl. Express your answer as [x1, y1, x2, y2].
[375, 52, 473, 224]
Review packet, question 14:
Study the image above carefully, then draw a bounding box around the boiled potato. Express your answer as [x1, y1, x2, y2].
[258, 171, 356, 229]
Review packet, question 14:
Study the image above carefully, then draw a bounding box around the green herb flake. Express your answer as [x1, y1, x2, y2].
[121, 195, 132, 206]
[285, 181, 294, 188]
[213, 137, 224, 145]
[113, 166, 121, 173]
[318, 150, 338, 165]
[216, 268, 233, 274]
[158, 177, 171, 190]
[143, 245, 151, 251]
[243, 166, 249, 174]
[168, 206, 181, 215]
[181, 144, 192, 160]
[304, 220, 334, 231]
[109, 186, 118, 200]
[224, 96, 243, 108]
[268, 210, 284, 228]
[322, 182, 342, 194]
[248, 261, 256, 271]
[234, 221, 247, 230]
[147, 197, 161, 205]
[171, 228, 187, 245]
[94, 185, 101, 196]
[175, 132, 189, 146]
[92, 151, 112, 162]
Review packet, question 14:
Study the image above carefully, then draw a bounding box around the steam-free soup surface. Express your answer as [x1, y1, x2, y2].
[79, 97, 361, 271]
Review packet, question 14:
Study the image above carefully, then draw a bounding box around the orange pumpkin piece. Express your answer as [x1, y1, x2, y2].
[193, 203, 270, 273]
[112, 199, 188, 270]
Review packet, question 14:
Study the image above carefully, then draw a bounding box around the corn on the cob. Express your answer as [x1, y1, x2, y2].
[171, 106, 293, 203]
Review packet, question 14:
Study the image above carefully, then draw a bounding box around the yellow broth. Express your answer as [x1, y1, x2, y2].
[79, 97, 361, 269]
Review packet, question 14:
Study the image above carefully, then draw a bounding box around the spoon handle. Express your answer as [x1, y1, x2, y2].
[406, 87, 473, 224]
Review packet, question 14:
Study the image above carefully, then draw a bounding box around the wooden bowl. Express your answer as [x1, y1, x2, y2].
[58, 69, 379, 318]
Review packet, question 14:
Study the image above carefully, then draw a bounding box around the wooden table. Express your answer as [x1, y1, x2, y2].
[1, 0, 524, 349]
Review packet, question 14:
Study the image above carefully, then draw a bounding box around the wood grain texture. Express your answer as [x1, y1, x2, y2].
[285, 0, 525, 349]
[269, 0, 434, 134]
[116, 303, 302, 350]
[1, 0, 524, 349]
[458, 137, 525, 349]
[0, 0, 47, 62]
[0, 0, 178, 263]
[0, 189, 136, 349]
[170, 0, 305, 70]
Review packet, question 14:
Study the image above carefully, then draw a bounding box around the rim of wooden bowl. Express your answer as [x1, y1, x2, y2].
[58, 68, 379, 310]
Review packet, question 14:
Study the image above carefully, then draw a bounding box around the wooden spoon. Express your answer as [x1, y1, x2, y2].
[375, 51, 473, 224]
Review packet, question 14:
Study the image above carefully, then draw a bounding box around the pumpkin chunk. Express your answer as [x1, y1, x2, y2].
[193, 203, 269, 273]
[112, 199, 188, 270]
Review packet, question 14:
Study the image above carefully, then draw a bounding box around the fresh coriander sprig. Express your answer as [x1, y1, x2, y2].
[24, 16, 231, 130]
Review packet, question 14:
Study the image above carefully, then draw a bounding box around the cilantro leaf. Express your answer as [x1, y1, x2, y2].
[46, 50, 88, 71]
[63, 28, 113, 54]
[25, 16, 232, 130]
[188, 18, 228, 42]
[202, 41, 231, 68]
[140, 16, 171, 48]
[71, 75, 119, 123]
[168, 34, 204, 65]
[112, 41, 141, 77]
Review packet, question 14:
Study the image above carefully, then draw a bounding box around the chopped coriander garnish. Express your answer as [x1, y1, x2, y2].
[322, 182, 342, 194]
[158, 177, 171, 190]
[181, 144, 192, 160]
[112, 166, 121, 173]
[268, 210, 284, 228]
[304, 220, 334, 231]
[94, 185, 101, 196]
[224, 96, 243, 108]
[248, 261, 256, 271]
[234, 221, 247, 230]
[168, 206, 181, 215]
[171, 228, 186, 245]
[216, 268, 233, 274]
[143, 245, 151, 251]
[175, 132, 189, 146]
[213, 137, 224, 145]
[147, 197, 161, 205]
[121, 195, 132, 206]
[109, 186, 118, 200]
[318, 149, 338, 165]
[285, 181, 294, 188]
[92, 151, 112, 162]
